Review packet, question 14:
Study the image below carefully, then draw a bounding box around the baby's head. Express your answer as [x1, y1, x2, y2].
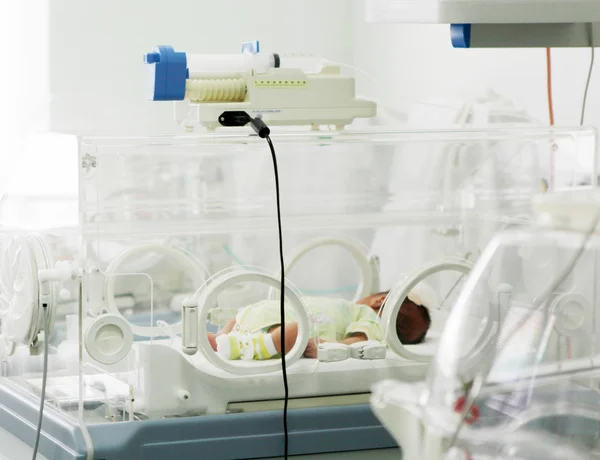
[358, 291, 431, 345]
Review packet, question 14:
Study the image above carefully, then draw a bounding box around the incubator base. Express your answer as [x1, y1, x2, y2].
[144, 340, 431, 416]
[26, 339, 431, 418]
[0, 381, 398, 460]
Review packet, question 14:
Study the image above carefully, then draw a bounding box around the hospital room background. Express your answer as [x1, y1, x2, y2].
[0, 1, 599, 460]
[0, 0, 596, 277]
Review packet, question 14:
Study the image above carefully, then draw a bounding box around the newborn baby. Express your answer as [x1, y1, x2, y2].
[207, 290, 431, 360]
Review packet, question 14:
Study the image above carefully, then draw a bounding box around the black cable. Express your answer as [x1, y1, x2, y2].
[248, 117, 289, 459]
[32, 303, 49, 460]
[268, 135, 290, 459]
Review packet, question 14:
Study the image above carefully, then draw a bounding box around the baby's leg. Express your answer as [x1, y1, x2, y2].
[208, 318, 238, 351]
[215, 322, 299, 361]
[268, 322, 299, 355]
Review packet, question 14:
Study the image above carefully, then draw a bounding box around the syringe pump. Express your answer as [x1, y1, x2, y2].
[143, 42, 376, 131]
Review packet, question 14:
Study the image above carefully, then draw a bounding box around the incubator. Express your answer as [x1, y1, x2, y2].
[0, 126, 596, 459]
[371, 189, 600, 459]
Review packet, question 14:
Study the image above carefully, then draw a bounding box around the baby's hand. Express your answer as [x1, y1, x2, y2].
[303, 338, 327, 359]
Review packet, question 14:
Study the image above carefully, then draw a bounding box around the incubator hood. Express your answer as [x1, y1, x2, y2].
[372, 188, 600, 460]
[0, 126, 596, 459]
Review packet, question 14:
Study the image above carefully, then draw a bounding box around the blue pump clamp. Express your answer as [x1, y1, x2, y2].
[143, 45, 187, 101]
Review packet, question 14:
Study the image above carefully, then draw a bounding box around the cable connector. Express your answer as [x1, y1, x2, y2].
[249, 116, 270, 138]
[217, 110, 271, 138]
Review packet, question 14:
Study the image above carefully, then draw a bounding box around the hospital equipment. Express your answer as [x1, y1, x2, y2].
[371, 189, 600, 459]
[144, 41, 376, 130]
[365, 0, 600, 48]
[0, 126, 595, 459]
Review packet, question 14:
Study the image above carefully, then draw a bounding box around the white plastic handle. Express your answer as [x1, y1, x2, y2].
[270, 237, 373, 302]
[182, 298, 199, 355]
[382, 258, 474, 363]
[104, 244, 207, 337]
[197, 271, 310, 375]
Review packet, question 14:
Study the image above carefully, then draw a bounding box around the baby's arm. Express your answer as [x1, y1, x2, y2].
[343, 305, 382, 342]
[336, 332, 368, 345]
[218, 318, 237, 334]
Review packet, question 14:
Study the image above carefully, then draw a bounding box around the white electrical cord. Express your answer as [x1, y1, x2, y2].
[31, 304, 49, 460]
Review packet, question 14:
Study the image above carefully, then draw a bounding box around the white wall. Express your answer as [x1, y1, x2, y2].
[47, 0, 356, 136]
[2, 1, 357, 200]
[353, 0, 600, 129]
[0, 2, 49, 194]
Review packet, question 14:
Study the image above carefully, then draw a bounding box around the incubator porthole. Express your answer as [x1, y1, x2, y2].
[195, 270, 310, 375]
[382, 259, 474, 363]
[103, 244, 208, 338]
[278, 237, 372, 302]
[84, 314, 133, 365]
[95, 325, 124, 354]
[0, 234, 56, 347]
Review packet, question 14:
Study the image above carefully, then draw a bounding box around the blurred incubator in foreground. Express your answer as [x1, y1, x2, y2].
[372, 189, 600, 459]
[0, 126, 596, 458]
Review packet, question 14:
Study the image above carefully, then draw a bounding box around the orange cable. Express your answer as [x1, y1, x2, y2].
[546, 48, 555, 126]
[546, 48, 555, 191]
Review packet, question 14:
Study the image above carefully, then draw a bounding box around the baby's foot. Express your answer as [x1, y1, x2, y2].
[208, 333, 218, 351]
[216, 333, 278, 360]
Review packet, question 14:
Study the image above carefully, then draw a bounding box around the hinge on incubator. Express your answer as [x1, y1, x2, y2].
[39, 260, 83, 283]
[81, 154, 97, 173]
[369, 255, 381, 293]
[85, 267, 105, 316]
[156, 320, 177, 347]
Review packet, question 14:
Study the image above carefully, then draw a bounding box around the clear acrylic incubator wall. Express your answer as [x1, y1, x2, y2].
[371, 189, 600, 460]
[0, 127, 596, 430]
